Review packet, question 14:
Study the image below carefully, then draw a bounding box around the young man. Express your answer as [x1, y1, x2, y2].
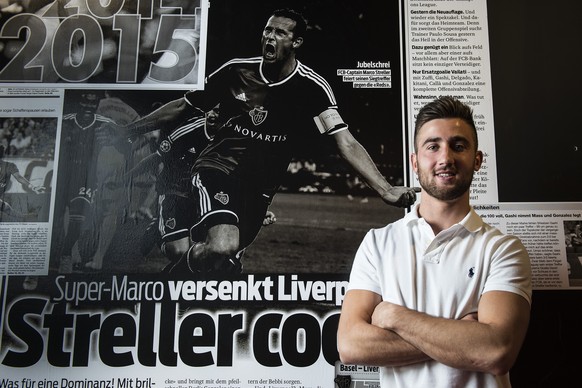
[338, 96, 532, 387]
[54, 91, 117, 273]
[118, 8, 417, 274]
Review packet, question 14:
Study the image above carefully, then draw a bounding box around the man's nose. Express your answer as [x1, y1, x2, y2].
[439, 146, 454, 164]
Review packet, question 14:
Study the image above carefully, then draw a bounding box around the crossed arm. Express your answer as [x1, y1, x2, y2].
[337, 289, 530, 376]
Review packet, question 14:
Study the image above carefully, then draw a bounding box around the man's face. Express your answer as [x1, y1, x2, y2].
[205, 104, 220, 131]
[78, 93, 100, 115]
[261, 16, 301, 64]
[411, 118, 482, 202]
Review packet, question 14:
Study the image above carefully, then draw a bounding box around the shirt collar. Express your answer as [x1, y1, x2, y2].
[405, 204, 484, 233]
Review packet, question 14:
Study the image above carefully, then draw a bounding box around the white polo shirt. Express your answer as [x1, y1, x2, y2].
[347, 205, 532, 388]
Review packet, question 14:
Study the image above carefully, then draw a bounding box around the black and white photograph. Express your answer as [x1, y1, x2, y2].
[0, 116, 54, 223]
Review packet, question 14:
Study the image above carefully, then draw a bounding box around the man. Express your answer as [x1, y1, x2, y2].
[125, 102, 276, 271]
[0, 144, 44, 220]
[54, 91, 117, 273]
[338, 96, 532, 387]
[121, 9, 417, 273]
[130, 104, 238, 270]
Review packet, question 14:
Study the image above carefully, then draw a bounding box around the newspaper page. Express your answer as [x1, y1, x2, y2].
[403, 0, 582, 290]
[1, 0, 405, 386]
[0, 0, 207, 88]
[0, 87, 60, 276]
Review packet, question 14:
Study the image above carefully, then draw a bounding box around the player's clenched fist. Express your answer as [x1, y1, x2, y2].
[380, 186, 420, 208]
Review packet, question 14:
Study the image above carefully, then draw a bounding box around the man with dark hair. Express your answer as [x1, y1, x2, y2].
[413, 95, 478, 151]
[338, 96, 532, 387]
[54, 91, 117, 273]
[119, 8, 417, 274]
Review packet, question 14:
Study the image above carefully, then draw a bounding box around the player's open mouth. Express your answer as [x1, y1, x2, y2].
[264, 43, 276, 59]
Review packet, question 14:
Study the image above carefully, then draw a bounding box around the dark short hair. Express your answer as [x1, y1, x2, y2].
[271, 8, 307, 39]
[414, 96, 477, 151]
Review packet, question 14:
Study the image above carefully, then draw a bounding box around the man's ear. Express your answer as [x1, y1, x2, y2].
[292, 37, 303, 48]
[411, 153, 418, 173]
[474, 150, 483, 171]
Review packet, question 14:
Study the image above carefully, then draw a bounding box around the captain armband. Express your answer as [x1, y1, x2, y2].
[313, 109, 347, 134]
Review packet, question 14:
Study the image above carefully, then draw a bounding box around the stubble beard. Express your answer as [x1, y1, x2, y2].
[417, 169, 474, 201]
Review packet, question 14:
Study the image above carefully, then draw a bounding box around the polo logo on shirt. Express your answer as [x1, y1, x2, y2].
[214, 191, 229, 205]
[468, 267, 476, 278]
[249, 106, 268, 126]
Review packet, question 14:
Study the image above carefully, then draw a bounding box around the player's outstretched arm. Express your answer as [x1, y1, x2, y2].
[333, 130, 417, 207]
[12, 172, 44, 194]
[121, 97, 195, 138]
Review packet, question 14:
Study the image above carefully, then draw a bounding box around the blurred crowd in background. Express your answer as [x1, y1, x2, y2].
[0, 117, 56, 159]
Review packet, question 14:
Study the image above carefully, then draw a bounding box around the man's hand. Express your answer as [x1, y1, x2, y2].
[380, 186, 421, 208]
[30, 185, 45, 194]
[263, 211, 276, 226]
[371, 300, 401, 330]
[461, 312, 478, 322]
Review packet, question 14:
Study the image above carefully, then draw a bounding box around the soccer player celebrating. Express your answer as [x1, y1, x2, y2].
[119, 8, 417, 274]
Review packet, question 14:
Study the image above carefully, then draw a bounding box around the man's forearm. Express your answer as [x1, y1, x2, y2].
[335, 132, 391, 195]
[338, 290, 430, 368]
[335, 132, 417, 207]
[13, 173, 32, 188]
[339, 320, 430, 367]
[126, 98, 190, 137]
[373, 301, 520, 375]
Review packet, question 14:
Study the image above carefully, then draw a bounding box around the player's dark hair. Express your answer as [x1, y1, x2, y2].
[414, 96, 477, 152]
[271, 8, 307, 39]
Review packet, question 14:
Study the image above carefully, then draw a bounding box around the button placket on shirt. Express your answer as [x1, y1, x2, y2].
[422, 223, 461, 264]
[418, 219, 442, 264]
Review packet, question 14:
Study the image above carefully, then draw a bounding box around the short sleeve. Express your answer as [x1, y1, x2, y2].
[483, 235, 532, 305]
[347, 229, 383, 295]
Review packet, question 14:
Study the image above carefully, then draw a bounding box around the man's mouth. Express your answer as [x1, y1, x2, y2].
[435, 170, 456, 178]
[264, 43, 276, 59]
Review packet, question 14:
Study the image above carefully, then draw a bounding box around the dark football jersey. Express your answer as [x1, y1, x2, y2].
[58, 113, 116, 198]
[186, 57, 347, 192]
[156, 113, 212, 196]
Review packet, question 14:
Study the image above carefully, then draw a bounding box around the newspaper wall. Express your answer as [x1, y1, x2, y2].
[403, 0, 582, 290]
[0, 0, 401, 386]
[0, 0, 580, 387]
